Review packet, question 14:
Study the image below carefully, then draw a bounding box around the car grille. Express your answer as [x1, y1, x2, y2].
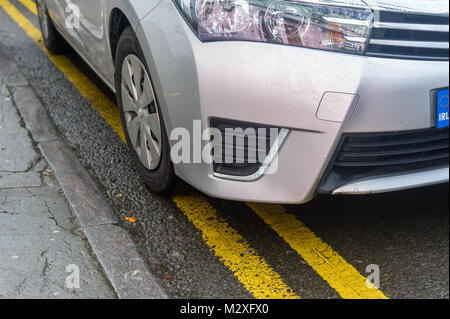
[367, 11, 449, 61]
[319, 128, 449, 193]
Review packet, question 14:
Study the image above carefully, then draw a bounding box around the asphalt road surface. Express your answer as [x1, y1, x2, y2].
[0, 0, 448, 299]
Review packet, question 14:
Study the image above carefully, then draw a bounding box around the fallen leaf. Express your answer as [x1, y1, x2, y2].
[124, 217, 137, 223]
[163, 276, 172, 280]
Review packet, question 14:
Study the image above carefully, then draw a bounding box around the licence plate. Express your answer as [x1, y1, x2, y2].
[437, 88, 449, 128]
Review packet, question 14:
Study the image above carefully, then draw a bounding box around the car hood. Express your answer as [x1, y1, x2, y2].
[362, 0, 449, 15]
[299, 0, 449, 14]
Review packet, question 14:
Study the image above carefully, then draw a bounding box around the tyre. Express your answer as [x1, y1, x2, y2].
[36, 0, 69, 54]
[115, 27, 176, 194]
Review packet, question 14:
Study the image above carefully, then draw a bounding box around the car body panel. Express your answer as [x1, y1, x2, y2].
[43, 0, 450, 203]
[45, 0, 162, 87]
[136, 0, 448, 203]
[363, 0, 449, 15]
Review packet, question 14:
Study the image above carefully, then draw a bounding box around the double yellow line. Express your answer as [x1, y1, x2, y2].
[2, 0, 387, 299]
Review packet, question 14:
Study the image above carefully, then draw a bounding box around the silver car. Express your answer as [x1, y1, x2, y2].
[36, 0, 449, 204]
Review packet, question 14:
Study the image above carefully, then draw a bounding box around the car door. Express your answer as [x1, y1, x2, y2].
[46, 0, 114, 86]
[69, 0, 114, 84]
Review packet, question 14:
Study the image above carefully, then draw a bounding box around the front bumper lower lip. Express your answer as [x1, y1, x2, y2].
[332, 166, 449, 195]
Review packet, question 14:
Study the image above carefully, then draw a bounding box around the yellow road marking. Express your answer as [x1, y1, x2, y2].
[17, 0, 36, 16]
[173, 190, 299, 299]
[247, 203, 388, 299]
[1, 0, 300, 299]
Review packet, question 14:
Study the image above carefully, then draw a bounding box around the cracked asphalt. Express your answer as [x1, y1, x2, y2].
[0, 0, 448, 299]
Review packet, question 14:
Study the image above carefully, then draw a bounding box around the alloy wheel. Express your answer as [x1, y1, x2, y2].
[121, 54, 162, 171]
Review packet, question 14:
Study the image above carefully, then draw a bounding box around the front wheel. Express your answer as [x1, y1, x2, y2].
[115, 27, 176, 194]
[36, 0, 69, 54]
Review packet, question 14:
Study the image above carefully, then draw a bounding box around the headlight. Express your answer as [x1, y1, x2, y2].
[174, 0, 373, 54]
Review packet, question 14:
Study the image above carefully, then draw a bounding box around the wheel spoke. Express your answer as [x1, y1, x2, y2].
[139, 120, 151, 167]
[127, 116, 140, 149]
[121, 84, 139, 114]
[141, 75, 154, 108]
[130, 58, 144, 102]
[123, 58, 137, 99]
[146, 130, 161, 162]
[146, 113, 161, 142]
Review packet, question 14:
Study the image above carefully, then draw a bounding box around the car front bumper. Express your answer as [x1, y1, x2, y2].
[137, 0, 449, 204]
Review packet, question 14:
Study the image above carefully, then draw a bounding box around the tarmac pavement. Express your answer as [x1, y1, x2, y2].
[0, 75, 117, 298]
[0, 66, 167, 299]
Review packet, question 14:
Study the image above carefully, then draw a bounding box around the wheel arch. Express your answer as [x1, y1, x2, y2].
[107, 1, 160, 64]
[108, 8, 132, 65]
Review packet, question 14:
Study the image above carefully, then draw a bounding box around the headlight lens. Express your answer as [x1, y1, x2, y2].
[174, 0, 373, 54]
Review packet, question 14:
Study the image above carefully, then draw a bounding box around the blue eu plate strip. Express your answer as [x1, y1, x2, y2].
[437, 88, 449, 128]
